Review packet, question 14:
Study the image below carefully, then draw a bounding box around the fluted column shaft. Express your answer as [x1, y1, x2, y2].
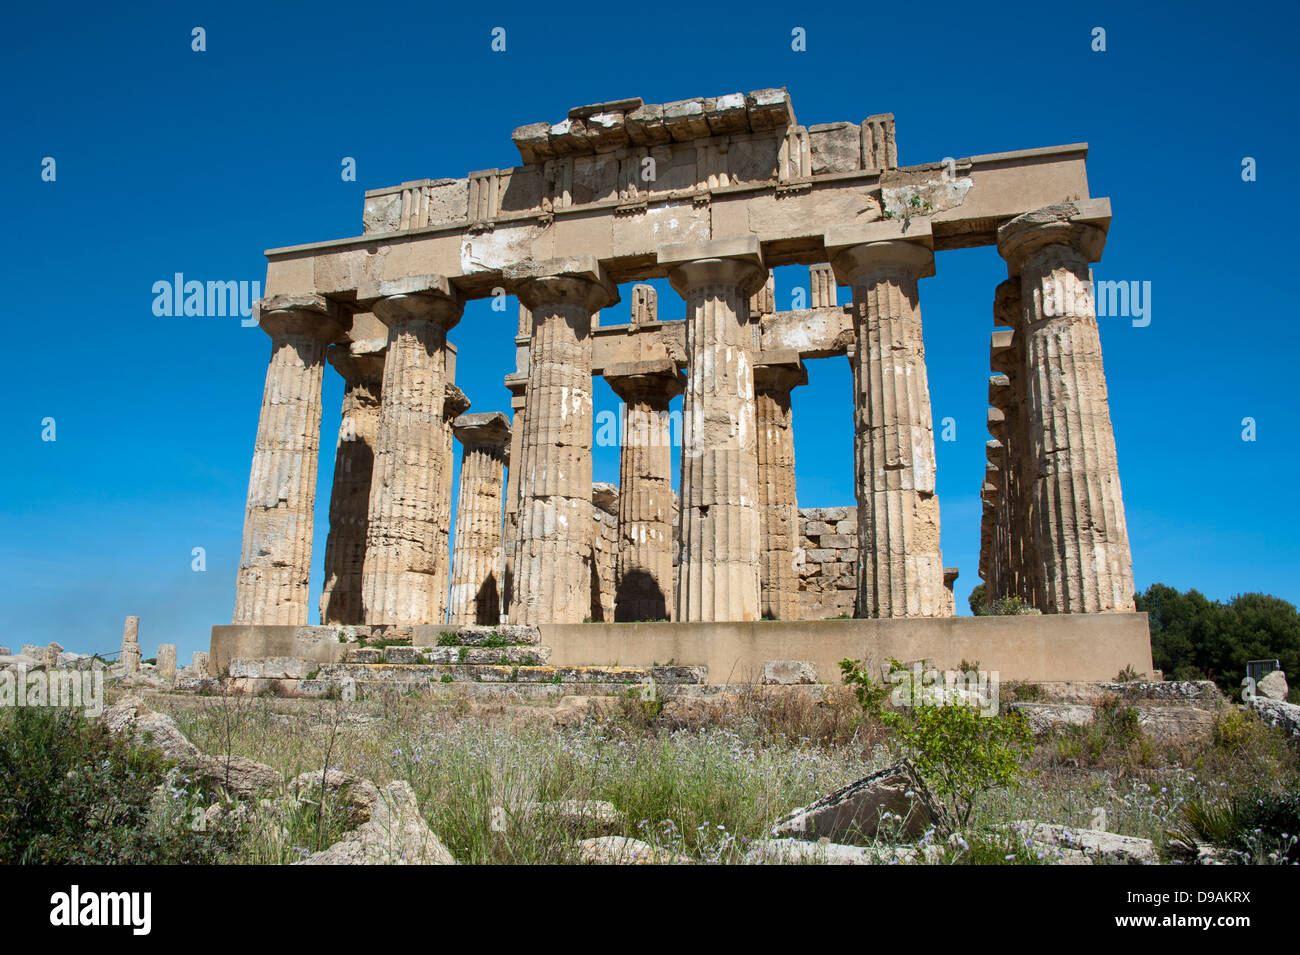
[361, 290, 462, 624]
[432, 384, 470, 623]
[670, 257, 768, 622]
[448, 413, 511, 625]
[501, 391, 526, 619]
[319, 348, 384, 624]
[234, 302, 342, 625]
[606, 365, 682, 622]
[512, 273, 612, 624]
[754, 361, 806, 620]
[999, 215, 1134, 612]
[832, 240, 946, 618]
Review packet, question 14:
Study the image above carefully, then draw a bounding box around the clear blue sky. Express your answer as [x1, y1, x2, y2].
[3, 0, 1297, 662]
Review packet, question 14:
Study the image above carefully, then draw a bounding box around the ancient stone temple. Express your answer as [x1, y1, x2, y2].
[221, 88, 1139, 669]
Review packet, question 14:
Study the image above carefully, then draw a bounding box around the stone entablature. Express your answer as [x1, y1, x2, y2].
[361, 92, 898, 238]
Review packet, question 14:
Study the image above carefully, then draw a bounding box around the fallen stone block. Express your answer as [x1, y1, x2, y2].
[1249, 697, 1300, 738]
[744, 838, 942, 865]
[1258, 669, 1289, 702]
[763, 660, 818, 685]
[298, 781, 455, 865]
[228, 656, 318, 680]
[103, 696, 282, 796]
[517, 799, 624, 835]
[577, 836, 689, 865]
[770, 760, 939, 843]
[1015, 822, 1156, 865]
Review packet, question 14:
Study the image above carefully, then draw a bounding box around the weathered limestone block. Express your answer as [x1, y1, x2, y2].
[121, 615, 141, 674]
[605, 360, 683, 622]
[298, 780, 456, 865]
[754, 354, 806, 620]
[508, 257, 618, 625]
[448, 412, 511, 625]
[361, 278, 463, 624]
[1258, 669, 1289, 702]
[234, 297, 346, 625]
[664, 239, 768, 622]
[191, 651, 210, 676]
[771, 761, 938, 842]
[809, 122, 861, 175]
[763, 660, 818, 685]
[829, 223, 945, 618]
[319, 345, 385, 625]
[809, 263, 838, 309]
[156, 644, 177, 681]
[998, 204, 1134, 613]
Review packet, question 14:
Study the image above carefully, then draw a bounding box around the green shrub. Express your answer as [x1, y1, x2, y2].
[840, 658, 1035, 831]
[886, 704, 1035, 830]
[0, 707, 236, 864]
[1170, 789, 1300, 864]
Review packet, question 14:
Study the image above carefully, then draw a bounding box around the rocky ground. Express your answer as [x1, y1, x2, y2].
[60, 667, 1299, 865]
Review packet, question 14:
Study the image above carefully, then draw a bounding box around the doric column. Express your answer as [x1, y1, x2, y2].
[992, 280, 1042, 607]
[448, 412, 511, 625]
[828, 221, 946, 618]
[319, 343, 385, 624]
[754, 352, 807, 621]
[605, 359, 683, 622]
[233, 294, 345, 625]
[500, 374, 527, 620]
[663, 238, 768, 622]
[359, 276, 463, 624]
[432, 382, 471, 623]
[998, 203, 1134, 612]
[506, 256, 618, 625]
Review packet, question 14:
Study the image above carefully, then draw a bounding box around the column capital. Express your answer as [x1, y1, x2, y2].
[505, 255, 619, 313]
[826, 219, 935, 286]
[443, 382, 471, 420]
[360, 275, 464, 329]
[986, 406, 1007, 440]
[993, 277, 1021, 329]
[452, 411, 511, 452]
[603, 358, 684, 403]
[996, 200, 1110, 275]
[989, 373, 1014, 411]
[327, 342, 385, 385]
[753, 350, 808, 394]
[990, 329, 1016, 375]
[660, 237, 766, 298]
[257, 294, 349, 343]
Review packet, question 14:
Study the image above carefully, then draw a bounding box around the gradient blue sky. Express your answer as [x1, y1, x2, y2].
[3, 0, 1297, 662]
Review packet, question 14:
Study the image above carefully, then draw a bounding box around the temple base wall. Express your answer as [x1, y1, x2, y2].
[541, 614, 1153, 684]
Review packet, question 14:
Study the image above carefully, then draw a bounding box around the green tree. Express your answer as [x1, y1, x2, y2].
[1137, 583, 1300, 698]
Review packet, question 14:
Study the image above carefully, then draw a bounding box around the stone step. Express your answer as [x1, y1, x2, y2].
[346, 645, 552, 666]
[314, 663, 707, 687]
[430, 625, 542, 647]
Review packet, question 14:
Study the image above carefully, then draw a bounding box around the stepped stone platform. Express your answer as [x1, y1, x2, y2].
[212, 614, 1156, 686]
[224, 624, 707, 699]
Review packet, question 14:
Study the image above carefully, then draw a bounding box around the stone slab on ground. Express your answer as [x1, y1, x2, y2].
[770, 760, 939, 843]
[1249, 697, 1300, 738]
[297, 780, 456, 865]
[1015, 822, 1157, 864]
[577, 836, 689, 865]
